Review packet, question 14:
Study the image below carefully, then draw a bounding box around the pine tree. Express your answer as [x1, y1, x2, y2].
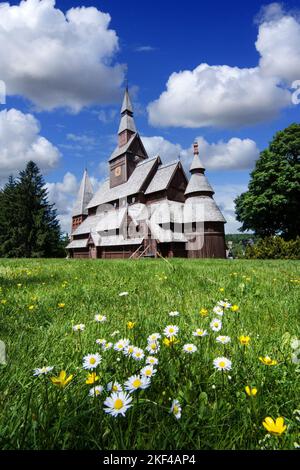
[0, 162, 63, 257]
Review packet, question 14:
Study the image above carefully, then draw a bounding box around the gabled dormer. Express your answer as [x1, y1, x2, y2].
[109, 88, 148, 188]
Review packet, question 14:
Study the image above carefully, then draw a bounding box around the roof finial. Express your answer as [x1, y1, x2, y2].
[193, 141, 199, 156]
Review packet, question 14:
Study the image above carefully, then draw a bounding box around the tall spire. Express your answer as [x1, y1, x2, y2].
[118, 88, 136, 147]
[72, 169, 94, 217]
[185, 141, 214, 198]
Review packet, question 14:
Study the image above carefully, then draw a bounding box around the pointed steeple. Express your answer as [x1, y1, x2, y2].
[185, 141, 214, 197]
[118, 87, 136, 146]
[72, 169, 94, 217]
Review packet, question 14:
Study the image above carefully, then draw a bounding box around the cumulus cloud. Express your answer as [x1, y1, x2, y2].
[148, 3, 300, 128]
[141, 135, 259, 171]
[214, 184, 248, 233]
[0, 0, 125, 111]
[0, 108, 61, 182]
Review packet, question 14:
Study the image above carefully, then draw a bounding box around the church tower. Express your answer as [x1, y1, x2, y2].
[71, 169, 94, 233]
[184, 142, 226, 258]
[109, 88, 148, 188]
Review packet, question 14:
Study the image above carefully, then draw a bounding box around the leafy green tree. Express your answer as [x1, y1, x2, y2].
[235, 123, 300, 239]
[0, 161, 63, 257]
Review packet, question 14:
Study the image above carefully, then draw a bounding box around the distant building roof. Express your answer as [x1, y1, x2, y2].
[72, 169, 94, 216]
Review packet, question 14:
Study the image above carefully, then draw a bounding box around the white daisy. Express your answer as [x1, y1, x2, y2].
[114, 339, 130, 352]
[210, 318, 222, 332]
[213, 357, 232, 371]
[146, 356, 159, 365]
[102, 342, 113, 351]
[147, 333, 161, 342]
[140, 365, 157, 378]
[146, 341, 160, 354]
[183, 344, 197, 353]
[119, 292, 129, 297]
[213, 306, 224, 316]
[96, 338, 106, 346]
[193, 329, 208, 337]
[132, 347, 145, 361]
[107, 381, 123, 393]
[89, 385, 104, 397]
[170, 399, 181, 419]
[33, 366, 54, 376]
[168, 311, 180, 317]
[72, 324, 85, 331]
[216, 335, 231, 344]
[164, 325, 179, 338]
[123, 344, 135, 357]
[124, 374, 151, 393]
[94, 314, 107, 323]
[217, 300, 232, 309]
[104, 391, 132, 417]
[82, 353, 102, 370]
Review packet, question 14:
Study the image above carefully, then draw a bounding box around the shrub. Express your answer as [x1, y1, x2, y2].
[245, 236, 300, 259]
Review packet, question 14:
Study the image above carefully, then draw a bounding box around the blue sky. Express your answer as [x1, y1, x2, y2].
[0, 0, 299, 232]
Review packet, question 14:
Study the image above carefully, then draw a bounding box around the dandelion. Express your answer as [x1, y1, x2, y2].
[85, 372, 99, 384]
[147, 333, 161, 342]
[50, 370, 73, 389]
[73, 324, 85, 332]
[164, 325, 179, 338]
[193, 328, 208, 337]
[245, 385, 257, 397]
[94, 314, 107, 323]
[262, 417, 286, 436]
[259, 356, 277, 366]
[89, 385, 103, 397]
[213, 357, 232, 371]
[169, 311, 180, 317]
[119, 292, 129, 297]
[239, 335, 250, 346]
[199, 308, 208, 317]
[210, 318, 222, 332]
[219, 287, 225, 293]
[146, 356, 159, 365]
[132, 347, 145, 361]
[127, 321, 135, 329]
[28, 305, 35, 311]
[163, 337, 179, 347]
[82, 353, 101, 370]
[107, 382, 123, 393]
[170, 399, 181, 419]
[104, 391, 132, 417]
[58, 303, 65, 308]
[231, 305, 239, 312]
[124, 375, 151, 393]
[114, 339, 130, 352]
[213, 306, 224, 316]
[141, 365, 157, 378]
[183, 344, 197, 353]
[216, 335, 231, 344]
[146, 341, 160, 354]
[33, 366, 54, 376]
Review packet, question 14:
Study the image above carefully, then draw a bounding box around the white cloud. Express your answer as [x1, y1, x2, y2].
[148, 3, 300, 128]
[0, 108, 60, 182]
[214, 184, 247, 234]
[141, 135, 259, 171]
[0, 0, 125, 111]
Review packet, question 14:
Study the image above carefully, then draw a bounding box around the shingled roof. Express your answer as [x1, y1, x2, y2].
[72, 169, 94, 216]
[145, 161, 183, 195]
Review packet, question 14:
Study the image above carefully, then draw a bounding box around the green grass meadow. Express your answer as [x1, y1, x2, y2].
[0, 258, 299, 450]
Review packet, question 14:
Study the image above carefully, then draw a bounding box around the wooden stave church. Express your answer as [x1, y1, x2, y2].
[67, 89, 226, 259]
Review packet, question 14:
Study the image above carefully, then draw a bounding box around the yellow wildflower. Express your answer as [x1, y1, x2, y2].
[245, 385, 257, 397]
[239, 335, 250, 346]
[259, 356, 277, 366]
[50, 370, 73, 389]
[262, 417, 286, 436]
[199, 308, 208, 317]
[231, 305, 239, 312]
[219, 288, 225, 293]
[17, 283, 22, 288]
[28, 305, 35, 310]
[1, 299, 7, 305]
[86, 372, 99, 384]
[58, 303, 65, 308]
[163, 337, 179, 347]
[127, 321, 135, 329]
